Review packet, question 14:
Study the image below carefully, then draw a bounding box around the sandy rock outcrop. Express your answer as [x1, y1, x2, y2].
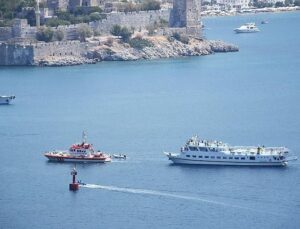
[87, 36, 238, 62]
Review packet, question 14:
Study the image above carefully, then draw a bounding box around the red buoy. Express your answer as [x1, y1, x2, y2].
[69, 168, 79, 191]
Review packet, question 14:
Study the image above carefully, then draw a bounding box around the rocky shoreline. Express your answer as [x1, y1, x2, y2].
[36, 36, 238, 66]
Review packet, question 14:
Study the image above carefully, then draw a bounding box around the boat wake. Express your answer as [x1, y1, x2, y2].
[82, 184, 283, 216]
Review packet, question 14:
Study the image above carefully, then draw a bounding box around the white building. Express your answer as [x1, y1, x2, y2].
[261, 0, 285, 4]
[216, 0, 250, 9]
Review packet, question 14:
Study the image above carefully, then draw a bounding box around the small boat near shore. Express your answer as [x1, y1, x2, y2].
[0, 95, 15, 104]
[234, 23, 260, 33]
[261, 20, 269, 24]
[44, 132, 111, 163]
[165, 136, 297, 166]
[112, 154, 127, 159]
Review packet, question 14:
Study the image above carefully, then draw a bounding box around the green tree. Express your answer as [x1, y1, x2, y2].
[141, 0, 161, 11]
[36, 27, 54, 42]
[46, 18, 71, 27]
[275, 1, 284, 7]
[295, 0, 300, 5]
[0, 0, 36, 19]
[284, 0, 293, 5]
[119, 26, 132, 42]
[89, 12, 101, 21]
[55, 28, 64, 41]
[172, 32, 189, 44]
[110, 25, 132, 42]
[129, 36, 153, 49]
[77, 24, 93, 42]
[111, 25, 122, 36]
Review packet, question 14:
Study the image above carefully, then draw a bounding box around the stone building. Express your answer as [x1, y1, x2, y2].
[169, 0, 202, 39]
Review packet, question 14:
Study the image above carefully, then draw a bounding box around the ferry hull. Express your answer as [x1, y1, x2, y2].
[168, 157, 286, 166]
[45, 155, 111, 163]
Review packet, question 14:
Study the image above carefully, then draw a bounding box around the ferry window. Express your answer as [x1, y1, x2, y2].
[189, 147, 198, 151]
[217, 156, 221, 159]
[186, 155, 190, 157]
[199, 156, 203, 158]
[192, 155, 196, 158]
[229, 157, 233, 159]
[211, 156, 215, 159]
[234, 157, 239, 160]
[205, 156, 209, 159]
[250, 156, 255, 160]
[199, 147, 208, 151]
[241, 157, 245, 160]
[223, 157, 227, 159]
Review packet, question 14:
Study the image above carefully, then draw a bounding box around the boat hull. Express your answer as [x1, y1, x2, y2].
[0, 96, 15, 105]
[234, 29, 259, 33]
[167, 156, 286, 166]
[45, 155, 111, 163]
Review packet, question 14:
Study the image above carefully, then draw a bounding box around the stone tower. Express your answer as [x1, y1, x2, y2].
[36, 0, 41, 27]
[169, 0, 202, 39]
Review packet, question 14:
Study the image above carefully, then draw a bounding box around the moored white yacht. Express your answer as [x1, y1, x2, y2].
[0, 95, 15, 104]
[165, 136, 297, 166]
[44, 132, 111, 163]
[234, 23, 260, 33]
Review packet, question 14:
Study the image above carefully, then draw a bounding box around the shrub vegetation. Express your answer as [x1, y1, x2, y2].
[55, 28, 64, 41]
[111, 25, 132, 42]
[36, 26, 54, 42]
[172, 32, 189, 44]
[77, 24, 93, 41]
[129, 36, 153, 49]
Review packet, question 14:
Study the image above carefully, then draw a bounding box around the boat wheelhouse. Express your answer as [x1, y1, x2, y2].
[44, 132, 111, 163]
[165, 136, 297, 166]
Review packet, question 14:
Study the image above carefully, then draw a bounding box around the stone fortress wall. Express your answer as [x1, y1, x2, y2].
[0, 27, 13, 41]
[0, 43, 34, 65]
[90, 10, 170, 34]
[33, 40, 86, 59]
[0, 41, 86, 65]
[0, 10, 170, 42]
[0, 0, 203, 65]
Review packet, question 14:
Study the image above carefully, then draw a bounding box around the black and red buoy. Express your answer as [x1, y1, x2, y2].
[69, 168, 79, 191]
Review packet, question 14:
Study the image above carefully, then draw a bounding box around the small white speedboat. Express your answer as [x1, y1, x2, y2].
[0, 95, 15, 104]
[113, 154, 127, 159]
[234, 23, 260, 33]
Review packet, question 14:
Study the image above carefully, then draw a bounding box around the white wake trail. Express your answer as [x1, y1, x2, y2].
[82, 184, 283, 216]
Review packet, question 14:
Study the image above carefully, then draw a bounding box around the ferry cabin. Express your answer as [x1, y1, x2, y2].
[69, 143, 93, 156]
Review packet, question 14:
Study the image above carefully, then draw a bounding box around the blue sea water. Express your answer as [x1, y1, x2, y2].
[0, 12, 300, 229]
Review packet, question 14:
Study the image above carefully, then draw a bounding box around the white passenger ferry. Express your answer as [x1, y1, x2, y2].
[44, 132, 111, 163]
[165, 136, 297, 166]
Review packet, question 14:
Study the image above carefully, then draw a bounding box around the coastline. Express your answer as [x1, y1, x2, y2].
[201, 6, 300, 17]
[36, 37, 239, 67]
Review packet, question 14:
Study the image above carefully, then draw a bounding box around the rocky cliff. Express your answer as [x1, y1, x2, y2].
[37, 36, 238, 66]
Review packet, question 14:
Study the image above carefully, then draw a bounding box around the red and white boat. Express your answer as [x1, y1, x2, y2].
[44, 132, 111, 163]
